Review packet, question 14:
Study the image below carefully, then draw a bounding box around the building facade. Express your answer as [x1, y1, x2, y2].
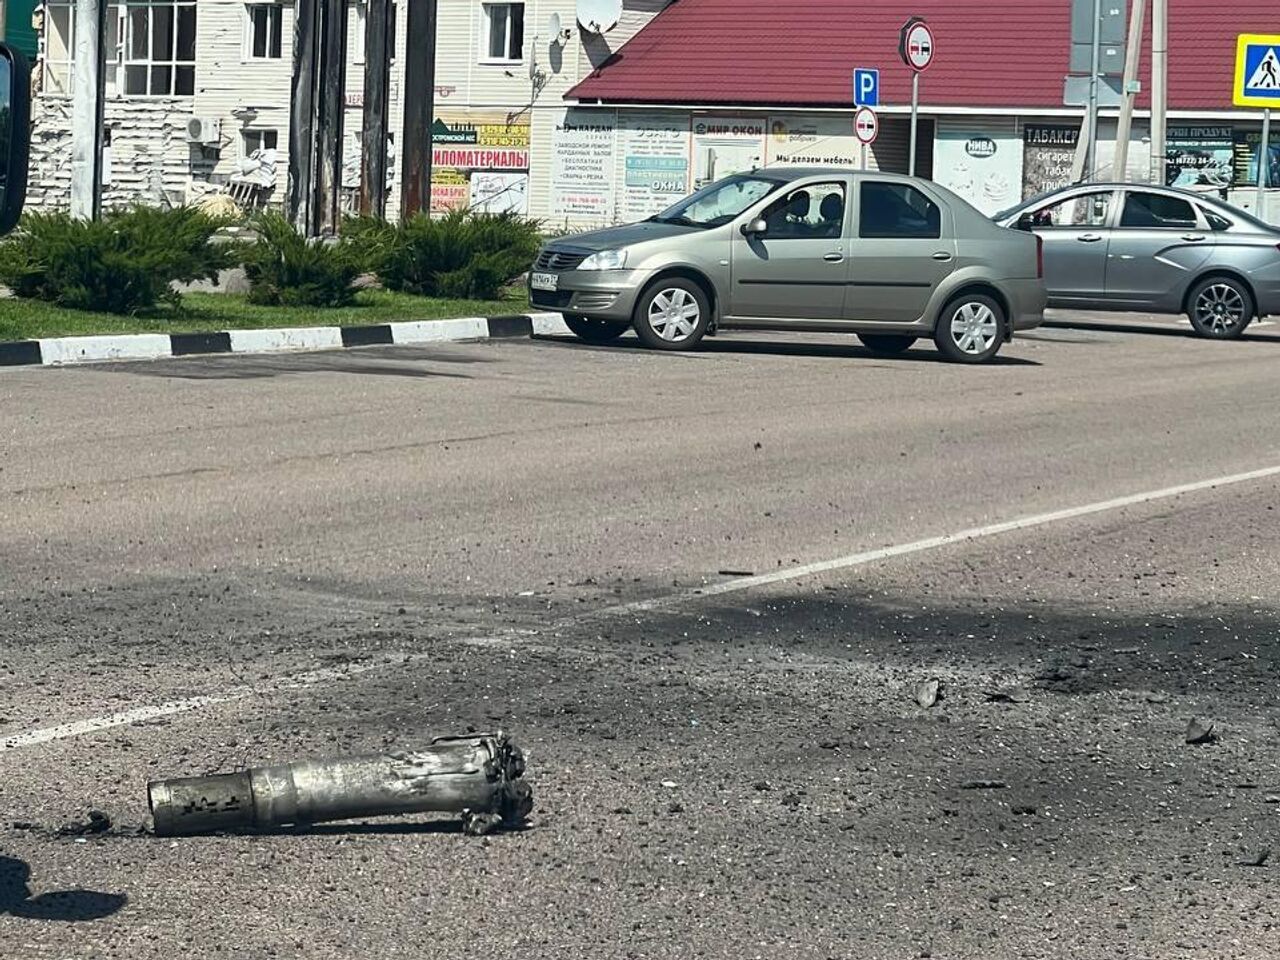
[20, 0, 1280, 223]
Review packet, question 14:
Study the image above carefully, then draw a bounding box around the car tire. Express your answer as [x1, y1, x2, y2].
[858, 333, 917, 355]
[1187, 276, 1254, 340]
[564, 314, 630, 344]
[631, 278, 711, 351]
[933, 293, 1006, 364]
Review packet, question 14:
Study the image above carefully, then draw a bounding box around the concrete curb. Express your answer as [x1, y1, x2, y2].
[0, 313, 571, 367]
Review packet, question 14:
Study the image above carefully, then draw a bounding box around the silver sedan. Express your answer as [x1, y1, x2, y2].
[995, 183, 1280, 338]
[531, 168, 1044, 364]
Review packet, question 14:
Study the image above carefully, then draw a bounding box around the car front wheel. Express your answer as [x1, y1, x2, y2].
[933, 294, 1005, 364]
[631, 279, 711, 351]
[564, 314, 630, 344]
[1187, 277, 1253, 339]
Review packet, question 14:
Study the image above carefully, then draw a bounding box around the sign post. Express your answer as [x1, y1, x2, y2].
[853, 68, 880, 170]
[899, 17, 935, 177]
[1234, 34, 1280, 220]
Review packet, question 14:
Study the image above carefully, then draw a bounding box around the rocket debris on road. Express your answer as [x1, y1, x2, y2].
[148, 733, 532, 837]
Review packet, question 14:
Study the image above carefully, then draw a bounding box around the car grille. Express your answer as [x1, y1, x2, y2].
[530, 289, 574, 308]
[534, 249, 588, 271]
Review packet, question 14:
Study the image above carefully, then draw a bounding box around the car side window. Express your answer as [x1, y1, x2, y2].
[759, 183, 847, 240]
[1027, 192, 1112, 228]
[1200, 207, 1233, 232]
[1120, 192, 1198, 229]
[859, 182, 941, 239]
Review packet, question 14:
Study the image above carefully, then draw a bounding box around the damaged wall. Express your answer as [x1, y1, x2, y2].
[27, 97, 213, 211]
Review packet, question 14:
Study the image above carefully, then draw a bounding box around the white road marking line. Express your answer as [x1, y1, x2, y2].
[5, 464, 1280, 752]
[0, 647, 500, 752]
[598, 462, 1280, 616]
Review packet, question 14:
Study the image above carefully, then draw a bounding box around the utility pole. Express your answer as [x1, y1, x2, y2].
[359, 0, 394, 217]
[1083, 0, 1103, 180]
[1258, 110, 1272, 221]
[287, 0, 347, 237]
[1112, 0, 1147, 182]
[69, 0, 106, 219]
[1150, 0, 1168, 185]
[400, 0, 438, 218]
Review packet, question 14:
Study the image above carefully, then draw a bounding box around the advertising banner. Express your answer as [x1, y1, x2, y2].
[934, 127, 1022, 214]
[617, 112, 690, 221]
[430, 114, 530, 212]
[691, 116, 765, 190]
[1022, 125, 1079, 199]
[550, 109, 618, 221]
[1165, 126, 1235, 189]
[765, 115, 862, 169]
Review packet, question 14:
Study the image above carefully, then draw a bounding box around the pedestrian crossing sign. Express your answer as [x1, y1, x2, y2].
[1234, 34, 1280, 108]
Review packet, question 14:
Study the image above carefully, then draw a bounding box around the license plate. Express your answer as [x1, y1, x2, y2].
[530, 272, 559, 292]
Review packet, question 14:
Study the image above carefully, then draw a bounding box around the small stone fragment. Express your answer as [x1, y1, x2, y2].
[915, 679, 942, 709]
[1239, 847, 1270, 868]
[961, 780, 1007, 790]
[1185, 719, 1218, 745]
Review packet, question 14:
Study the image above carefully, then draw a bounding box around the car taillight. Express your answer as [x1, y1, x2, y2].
[1036, 235, 1044, 278]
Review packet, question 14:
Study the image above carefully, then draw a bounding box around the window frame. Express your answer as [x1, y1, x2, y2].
[858, 181, 943, 240]
[41, 1, 123, 97]
[479, 1, 525, 64]
[1026, 189, 1117, 231]
[243, 3, 284, 61]
[241, 128, 279, 158]
[1117, 190, 1205, 231]
[121, 0, 198, 98]
[757, 181, 849, 242]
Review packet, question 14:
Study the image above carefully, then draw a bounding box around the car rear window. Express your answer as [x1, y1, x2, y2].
[1120, 192, 1198, 229]
[859, 182, 942, 239]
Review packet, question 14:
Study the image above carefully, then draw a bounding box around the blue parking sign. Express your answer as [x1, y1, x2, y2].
[853, 68, 880, 108]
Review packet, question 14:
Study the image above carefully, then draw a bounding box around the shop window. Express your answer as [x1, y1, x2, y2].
[245, 4, 283, 60]
[859, 182, 941, 239]
[481, 2, 524, 62]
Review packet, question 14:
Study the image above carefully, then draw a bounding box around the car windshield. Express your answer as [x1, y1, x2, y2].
[649, 174, 784, 229]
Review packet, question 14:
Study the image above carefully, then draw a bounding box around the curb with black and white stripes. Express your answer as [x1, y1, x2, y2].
[0, 312, 572, 367]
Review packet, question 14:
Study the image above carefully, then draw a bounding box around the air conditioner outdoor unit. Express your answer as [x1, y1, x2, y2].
[186, 117, 221, 145]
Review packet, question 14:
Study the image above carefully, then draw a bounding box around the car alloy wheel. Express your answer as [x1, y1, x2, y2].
[647, 287, 701, 343]
[1193, 282, 1247, 336]
[949, 301, 1000, 356]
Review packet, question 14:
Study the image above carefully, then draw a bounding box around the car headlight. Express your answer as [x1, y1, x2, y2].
[578, 249, 628, 271]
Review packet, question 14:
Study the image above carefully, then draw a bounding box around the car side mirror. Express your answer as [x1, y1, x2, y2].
[741, 217, 768, 237]
[0, 44, 31, 236]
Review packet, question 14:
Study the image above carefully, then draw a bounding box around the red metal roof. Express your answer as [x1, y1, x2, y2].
[570, 0, 1276, 112]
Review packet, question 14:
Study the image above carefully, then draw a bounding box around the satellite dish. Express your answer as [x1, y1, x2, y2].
[576, 0, 621, 34]
[549, 11, 571, 44]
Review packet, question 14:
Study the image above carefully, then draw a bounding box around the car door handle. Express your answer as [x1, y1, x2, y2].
[1077, 234, 1104, 243]
[931, 252, 953, 262]
[823, 252, 845, 262]
[1182, 234, 1206, 242]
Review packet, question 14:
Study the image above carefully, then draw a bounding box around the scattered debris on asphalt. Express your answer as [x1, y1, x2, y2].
[148, 732, 531, 837]
[56, 810, 112, 837]
[1185, 718, 1218, 745]
[914, 679, 942, 709]
[983, 688, 1027, 704]
[960, 780, 1008, 790]
[718, 570, 754, 577]
[1011, 804, 1037, 815]
[1239, 847, 1270, 868]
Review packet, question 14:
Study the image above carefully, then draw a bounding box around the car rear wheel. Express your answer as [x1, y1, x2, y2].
[632, 279, 711, 351]
[933, 293, 1005, 364]
[564, 314, 630, 344]
[1187, 277, 1253, 339]
[858, 333, 917, 355]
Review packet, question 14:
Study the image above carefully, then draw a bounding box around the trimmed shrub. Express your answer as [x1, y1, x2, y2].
[0, 206, 234, 314]
[372, 209, 542, 300]
[242, 212, 361, 307]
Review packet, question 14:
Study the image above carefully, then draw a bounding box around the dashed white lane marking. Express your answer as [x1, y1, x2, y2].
[5, 463, 1280, 752]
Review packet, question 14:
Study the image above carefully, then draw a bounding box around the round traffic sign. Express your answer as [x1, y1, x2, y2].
[902, 20, 935, 72]
[854, 106, 879, 145]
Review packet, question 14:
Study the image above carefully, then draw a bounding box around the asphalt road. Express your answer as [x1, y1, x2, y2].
[4, 314, 1280, 959]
